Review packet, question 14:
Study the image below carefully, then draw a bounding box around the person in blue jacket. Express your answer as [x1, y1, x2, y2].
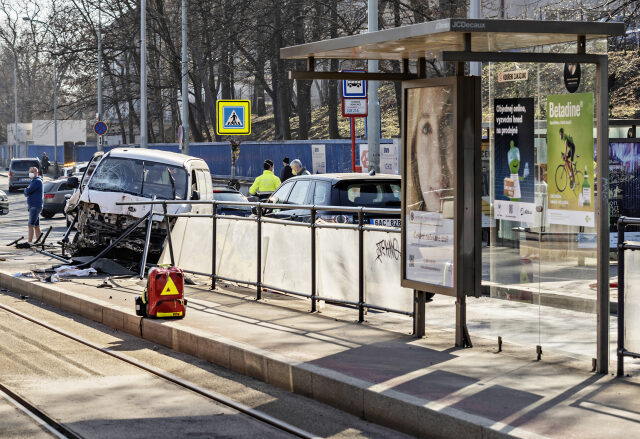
[24, 166, 43, 242]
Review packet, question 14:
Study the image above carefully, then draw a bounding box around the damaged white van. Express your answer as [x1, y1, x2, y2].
[66, 148, 213, 260]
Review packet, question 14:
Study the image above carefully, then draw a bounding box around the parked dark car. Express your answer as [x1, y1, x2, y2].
[0, 189, 8, 215]
[41, 179, 74, 218]
[8, 158, 41, 192]
[263, 173, 401, 225]
[213, 186, 252, 217]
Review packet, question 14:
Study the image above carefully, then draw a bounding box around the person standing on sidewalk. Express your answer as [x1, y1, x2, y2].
[290, 159, 311, 176]
[249, 160, 281, 196]
[24, 166, 43, 242]
[41, 152, 50, 175]
[281, 157, 293, 182]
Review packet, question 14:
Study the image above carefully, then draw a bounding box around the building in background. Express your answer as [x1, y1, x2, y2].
[32, 120, 86, 146]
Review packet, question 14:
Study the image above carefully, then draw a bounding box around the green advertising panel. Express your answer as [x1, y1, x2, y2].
[546, 92, 595, 227]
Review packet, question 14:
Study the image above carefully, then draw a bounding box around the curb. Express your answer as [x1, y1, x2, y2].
[0, 271, 539, 439]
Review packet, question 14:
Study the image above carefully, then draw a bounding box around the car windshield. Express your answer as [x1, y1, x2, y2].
[337, 181, 401, 208]
[88, 157, 188, 200]
[11, 161, 39, 172]
[214, 191, 250, 209]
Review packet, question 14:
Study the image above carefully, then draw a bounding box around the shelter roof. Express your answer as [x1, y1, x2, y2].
[280, 18, 624, 61]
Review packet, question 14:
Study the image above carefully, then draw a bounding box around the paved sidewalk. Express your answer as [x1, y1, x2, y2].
[1, 247, 639, 438]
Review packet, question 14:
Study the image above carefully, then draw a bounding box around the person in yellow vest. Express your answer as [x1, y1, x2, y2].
[249, 160, 281, 195]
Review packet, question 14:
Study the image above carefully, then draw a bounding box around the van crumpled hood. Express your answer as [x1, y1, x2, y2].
[80, 190, 187, 218]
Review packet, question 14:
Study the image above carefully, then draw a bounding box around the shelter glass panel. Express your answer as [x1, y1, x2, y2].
[475, 43, 602, 360]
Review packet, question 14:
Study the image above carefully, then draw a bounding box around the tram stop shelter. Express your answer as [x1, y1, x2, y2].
[281, 19, 624, 373]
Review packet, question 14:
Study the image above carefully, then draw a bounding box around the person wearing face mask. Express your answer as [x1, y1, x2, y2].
[23, 166, 43, 243]
[290, 159, 311, 176]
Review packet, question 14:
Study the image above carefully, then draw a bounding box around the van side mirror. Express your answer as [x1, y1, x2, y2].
[191, 190, 200, 201]
[67, 176, 79, 189]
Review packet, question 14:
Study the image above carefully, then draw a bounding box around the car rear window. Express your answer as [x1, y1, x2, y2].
[11, 160, 39, 172]
[337, 181, 401, 208]
[43, 182, 56, 192]
[213, 191, 251, 210]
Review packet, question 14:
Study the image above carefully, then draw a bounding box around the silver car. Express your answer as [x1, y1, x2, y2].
[42, 179, 74, 219]
[0, 190, 8, 215]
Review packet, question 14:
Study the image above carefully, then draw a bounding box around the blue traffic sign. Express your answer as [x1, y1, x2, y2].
[94, 121, 108, 136]
[342, 70, 367, 99]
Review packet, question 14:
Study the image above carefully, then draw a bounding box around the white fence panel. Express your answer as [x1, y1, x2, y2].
[160, 217, 413, 313]
[625, 250, 640, 353]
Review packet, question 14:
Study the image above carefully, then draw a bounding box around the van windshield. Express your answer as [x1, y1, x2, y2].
[11, 160, 39, 172]
[88, 157, 188, 200]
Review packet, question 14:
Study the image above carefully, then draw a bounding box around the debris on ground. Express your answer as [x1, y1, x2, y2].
[97, 278, 114, 289]
[54, 266, 97, 277]
[91, 258, 136, 276]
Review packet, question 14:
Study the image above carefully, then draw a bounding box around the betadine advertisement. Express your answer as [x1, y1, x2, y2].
[546, 93, 594, 227]
[493, 98, 535, 223]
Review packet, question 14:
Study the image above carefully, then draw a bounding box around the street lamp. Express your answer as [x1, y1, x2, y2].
[97, 0, 103, 151]
[13, 50, 18, 161]
[23, 16, 59, 177]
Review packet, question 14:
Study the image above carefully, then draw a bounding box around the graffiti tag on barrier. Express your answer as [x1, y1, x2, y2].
[375, 238, 401, 263]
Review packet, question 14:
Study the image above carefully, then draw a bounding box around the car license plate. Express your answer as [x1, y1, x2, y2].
[370, 218, 401, 227]
[21, 178, 30, 182]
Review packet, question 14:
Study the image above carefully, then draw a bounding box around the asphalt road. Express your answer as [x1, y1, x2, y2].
[0, 175, 68, 246]
[0, 290, 408, 439]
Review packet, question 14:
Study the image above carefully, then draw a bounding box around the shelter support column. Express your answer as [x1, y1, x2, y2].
[596, 56, 610, 374]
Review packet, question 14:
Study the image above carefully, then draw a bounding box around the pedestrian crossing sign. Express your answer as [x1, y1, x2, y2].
[216, 100, 251, 135]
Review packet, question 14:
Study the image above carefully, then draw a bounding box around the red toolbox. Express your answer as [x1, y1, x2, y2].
[136, 267, 186, 318]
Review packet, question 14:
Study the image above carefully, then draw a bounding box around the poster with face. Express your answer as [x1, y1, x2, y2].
[404, 85, 455, 288]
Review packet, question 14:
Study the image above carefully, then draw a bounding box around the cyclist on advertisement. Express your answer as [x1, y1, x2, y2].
[559, 128, 576, 178]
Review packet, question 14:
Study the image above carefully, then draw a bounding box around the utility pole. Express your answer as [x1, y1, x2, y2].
[97, 0, 103, 151]
[53, 36, 58, 176]
[367, 0, 380, 173]
[140, 0, 148, 148]
[181, 0, 189, 155]
[470, 0, 481, 76]
[13, 52, 18, 160]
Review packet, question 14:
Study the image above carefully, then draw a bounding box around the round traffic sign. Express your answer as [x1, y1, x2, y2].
[94, 121, 108, 136]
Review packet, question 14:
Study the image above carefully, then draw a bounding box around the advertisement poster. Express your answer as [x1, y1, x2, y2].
[311, 144, 326, 174]
[404, 85, 455, 288]
[609, 142, 640, 221]
[546, 93, 594, 227]
[493, 98, 536, 223]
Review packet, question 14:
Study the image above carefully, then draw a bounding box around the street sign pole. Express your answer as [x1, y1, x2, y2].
[351, 117, 356, 172]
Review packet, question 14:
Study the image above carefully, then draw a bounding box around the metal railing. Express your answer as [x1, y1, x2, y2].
[617, 216, 640, 376]
[116, 199, 413, 324]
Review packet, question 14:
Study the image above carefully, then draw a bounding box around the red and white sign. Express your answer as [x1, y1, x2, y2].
[359, 144, 369, 171]
[342, 98, 368, 117]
